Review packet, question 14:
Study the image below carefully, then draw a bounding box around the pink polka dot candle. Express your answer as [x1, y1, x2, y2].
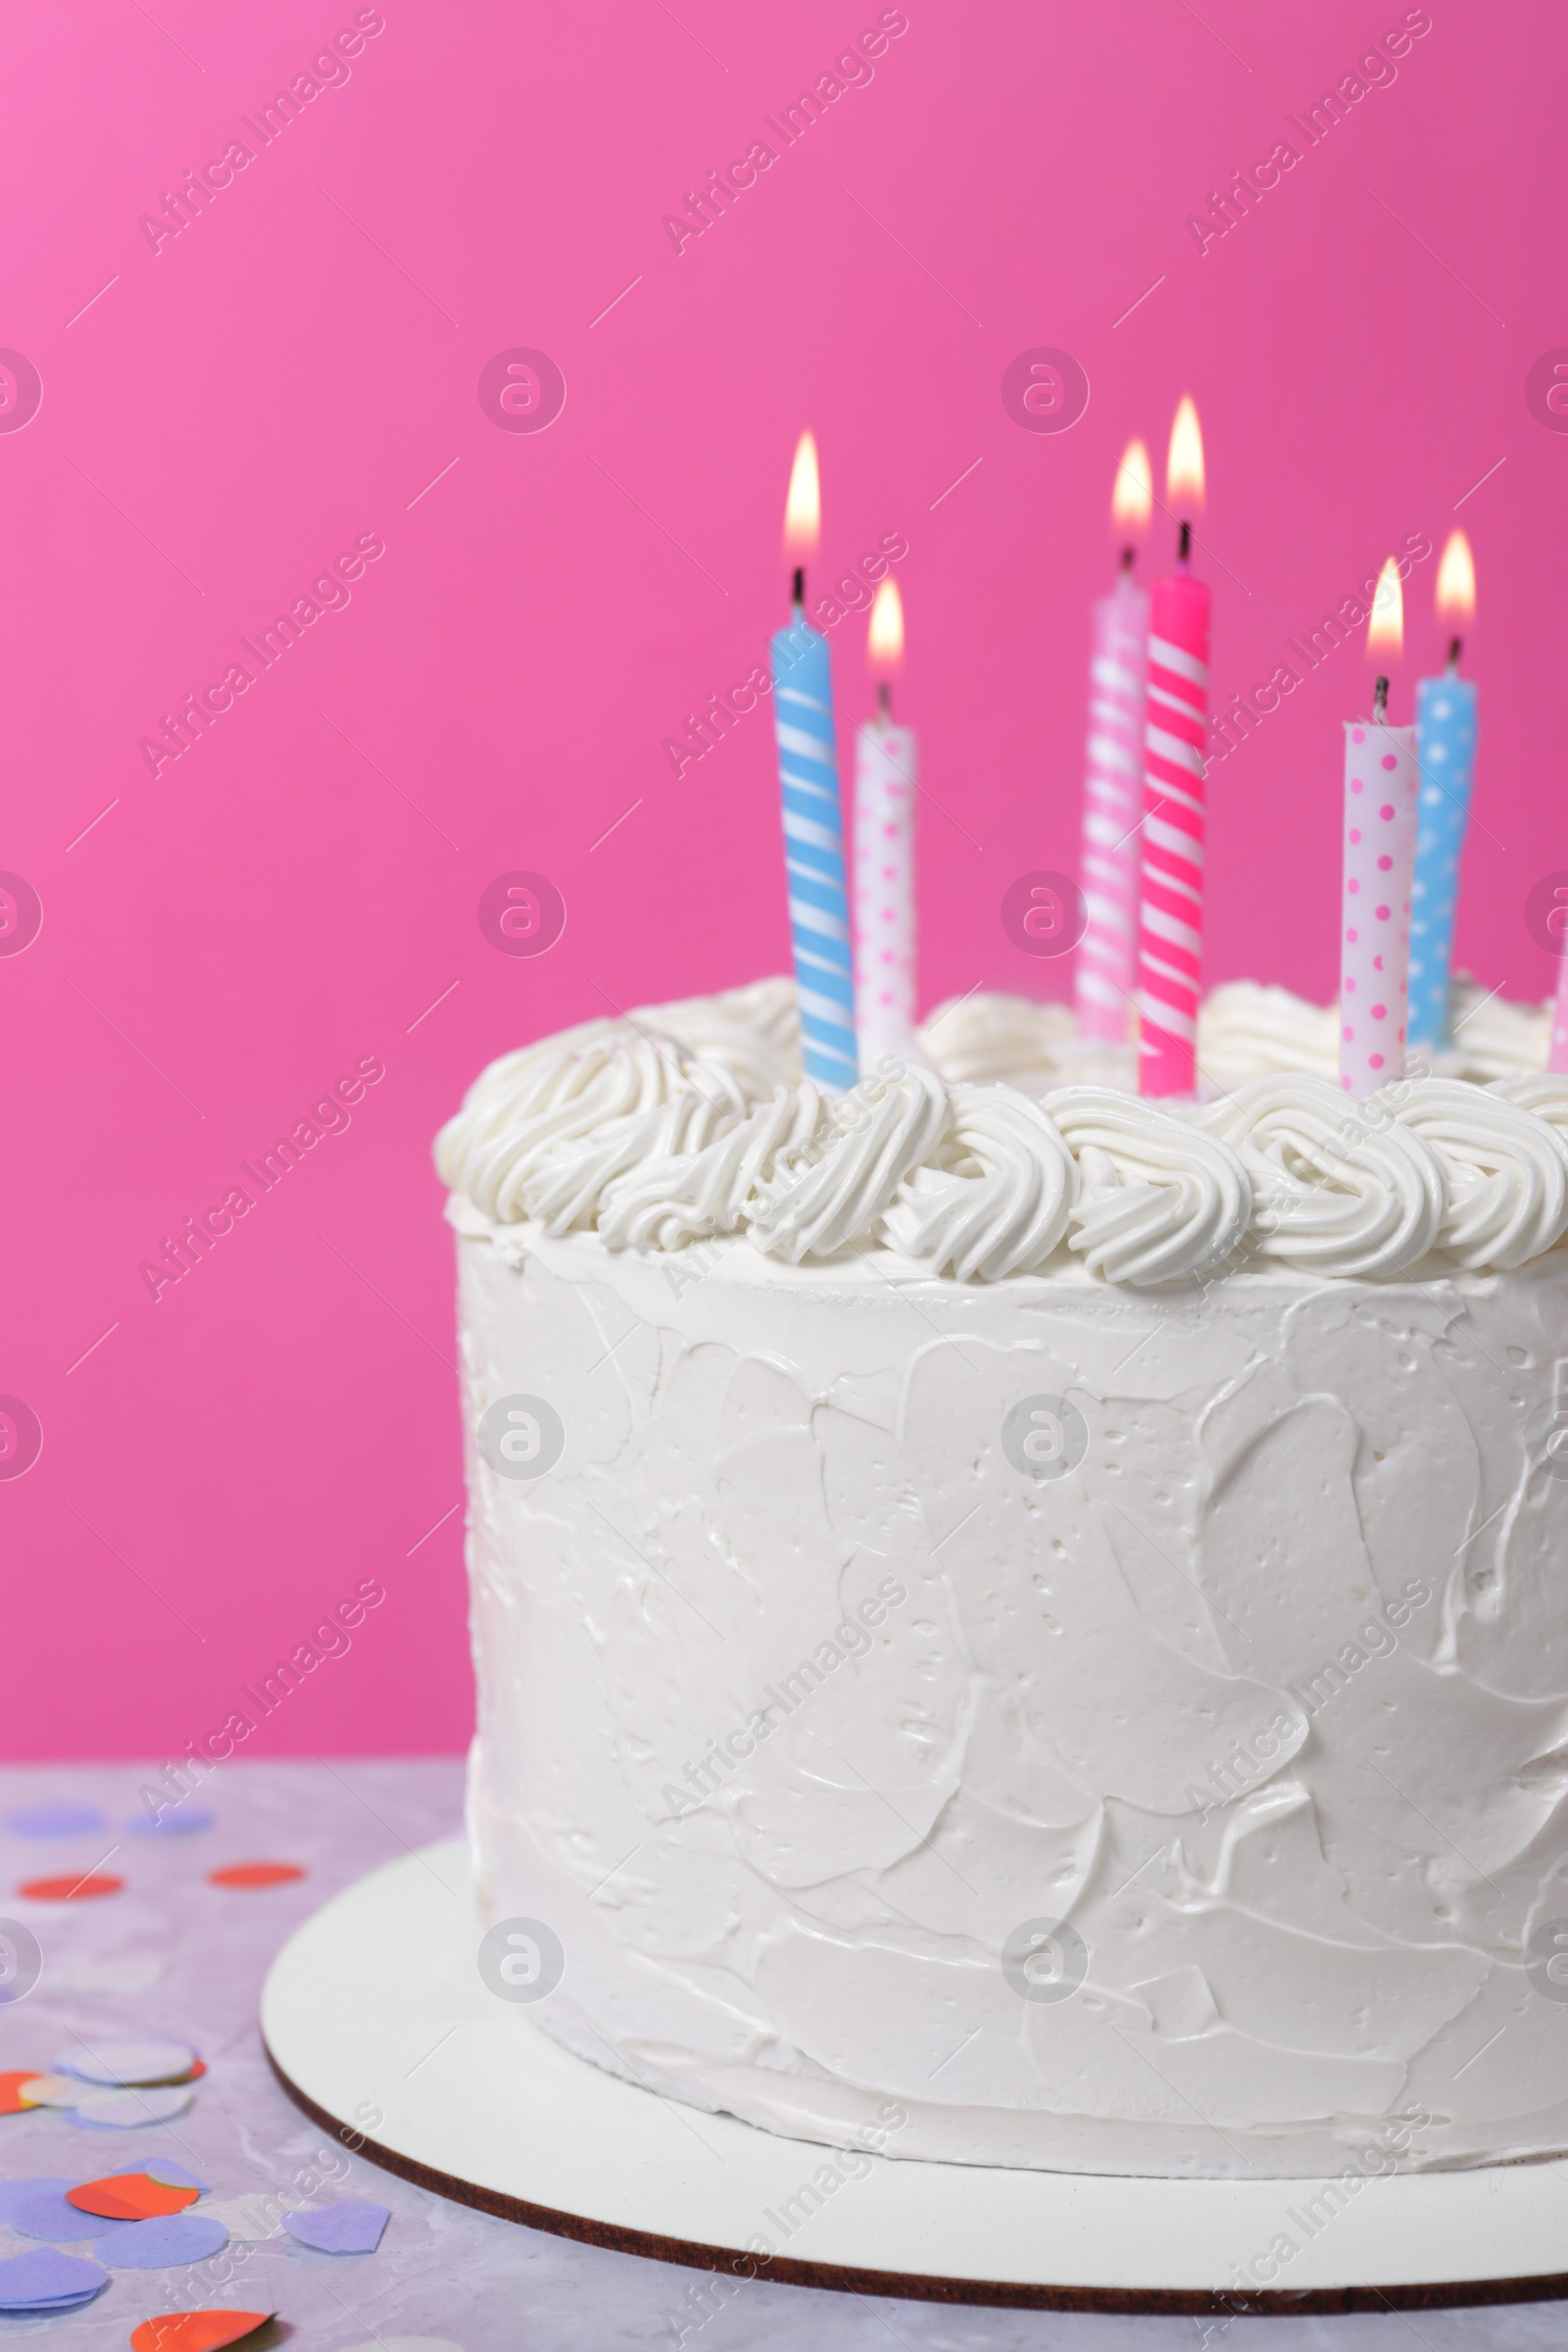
[853, 576, 917, 1071]
[1341, 560, 1419, 1096]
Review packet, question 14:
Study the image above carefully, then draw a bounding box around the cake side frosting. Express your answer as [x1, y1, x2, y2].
[455, 1209, 1568, 2177]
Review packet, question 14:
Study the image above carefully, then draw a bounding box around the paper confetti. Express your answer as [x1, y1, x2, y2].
[13, 2188, 137, 2241]
[67, 2169, 201, 2219]
[4, 1802, 108, 1838]
[126, 1806, 216, 1838]
[0, 2177, 77, 2223]
[282, 2197, 389, 2254]
[0, 2245, 110, 2312]
[18, 2072, 96, 2107]
[70, 2082, 196, 2128]
[95, 2211, 228, 2268]
[0, 2070, 43, 2114]
[141, 2159, 210, 2191]
[207, 1861, 306, 1889]
[130, 2314, 274, 2352]
[17, 1872, 122, 1901]
[58, 2038, 197, 2086]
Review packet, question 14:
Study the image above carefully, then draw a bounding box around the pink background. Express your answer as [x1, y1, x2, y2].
[4, 0, 1563, 1759]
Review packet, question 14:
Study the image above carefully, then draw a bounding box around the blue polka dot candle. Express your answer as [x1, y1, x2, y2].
[1342, 562, 1419, 1097]
[1409, 532, 1479, 1050]
[771, 432, 858, 1092]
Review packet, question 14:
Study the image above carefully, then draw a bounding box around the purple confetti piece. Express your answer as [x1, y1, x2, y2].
[0, 2178, 76, 2225]
[0, 2245, 109, 2310]
[95, 2211, 228, 2268]
[282, 2197, 390, 2254]
[4, 1802, 108, 1838]
[126, 1806, 216, 1838]
[13, 2190, 136, 2241]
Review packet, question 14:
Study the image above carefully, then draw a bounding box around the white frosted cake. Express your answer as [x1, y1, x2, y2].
[436, 977, 1568, 2178]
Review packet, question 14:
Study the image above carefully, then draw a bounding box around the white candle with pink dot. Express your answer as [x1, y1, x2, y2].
[1341, 558, 1420, 1095]
[853, 577, 917, 1070]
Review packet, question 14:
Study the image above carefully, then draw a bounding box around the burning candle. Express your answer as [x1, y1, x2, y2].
[1409, 531, 1479, 1050]
[770, 431, 858, 1092]
[1341, 560, 1419, 1096]
[1137, 396, 1210, 1097]
[1074, 438, 1152, 1044]
[853, 576, 917, 1071]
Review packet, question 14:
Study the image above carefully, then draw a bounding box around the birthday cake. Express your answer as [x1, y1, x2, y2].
[437, 976, 1568, 2180]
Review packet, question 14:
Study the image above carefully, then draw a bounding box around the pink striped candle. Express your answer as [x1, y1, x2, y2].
[1137, 528, 1209, 1095]
[1074, 558, 1149, 1041]
[1341, 716, 1418, 1094]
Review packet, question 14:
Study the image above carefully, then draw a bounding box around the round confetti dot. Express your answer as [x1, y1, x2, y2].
[126, 1807, 215, 1840]
[130, 2316, 273, 2352]
[0, 2073, 42, 2114]
[1369, 1053, 1385, 1069]
[93, 2212, 228, 2269]
[0, 2245, 110, 2314]
[18, 1874, 122, 1903]
[57, 2039, 195, 2087]
[207, 1861, 305, 1890]
[5, 1804, 107, 1839]
[71, 2084, 195, 2129]
[67, 2173, 199, 2222]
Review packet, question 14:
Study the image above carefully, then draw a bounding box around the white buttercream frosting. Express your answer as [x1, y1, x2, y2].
[1200, 1074, 1446, 1279]
[435, 978, 1568, 1283]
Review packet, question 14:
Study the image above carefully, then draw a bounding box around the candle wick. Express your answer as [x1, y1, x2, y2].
[1372, 674, 1389, 722]
[1177, 519, 1192, 566]
[791, 564, 805, 612]
[877, 680, 892, 719]
[1446, 634, 1462, 673]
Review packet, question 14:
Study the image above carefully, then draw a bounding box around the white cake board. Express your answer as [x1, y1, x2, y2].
[261, 1839, 1568, 2315]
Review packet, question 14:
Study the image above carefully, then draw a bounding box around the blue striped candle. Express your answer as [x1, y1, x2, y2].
[1409, 667, 1478, 1049]
[772, 605, 858, 1090]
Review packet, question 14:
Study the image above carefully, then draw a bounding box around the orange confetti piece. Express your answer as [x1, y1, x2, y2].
[0, 2072, 42, 2115]
[17, 1873, 122, 1901]
[206, 1862, 305, 1890]
[129, 2313, 273, 2352]
[67, 2171, 199, 2220]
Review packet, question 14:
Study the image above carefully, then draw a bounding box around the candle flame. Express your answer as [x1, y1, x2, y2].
[1436, 529, 1476, 624]
[783, 430, 820, 561]
[1166, 396, 1204, 513]
[867, 575, 904, 677]
[1111, 438, 1152, 532]
[1367, 557, 1403, 661]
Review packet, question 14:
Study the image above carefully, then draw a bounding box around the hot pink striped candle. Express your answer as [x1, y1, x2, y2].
[1340, 717, 1418, 1094]
[1137, 532, 1209, 1096]
[1074, 559, 1149, 1042]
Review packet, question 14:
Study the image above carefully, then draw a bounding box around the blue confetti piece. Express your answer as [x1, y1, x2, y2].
[13, 2191, 136, 2242]
[283, 2197, 390, 2254]
[126, 1806, 216, 1838]
[0, 2179, 76, 2225]
[0, 2246, 110, 2310]
[94, 2211, 228, 2268]
[4, 1803, 108, 1838]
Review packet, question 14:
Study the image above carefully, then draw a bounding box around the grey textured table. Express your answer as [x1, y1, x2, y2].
[2, 1759, 1564, 2350]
